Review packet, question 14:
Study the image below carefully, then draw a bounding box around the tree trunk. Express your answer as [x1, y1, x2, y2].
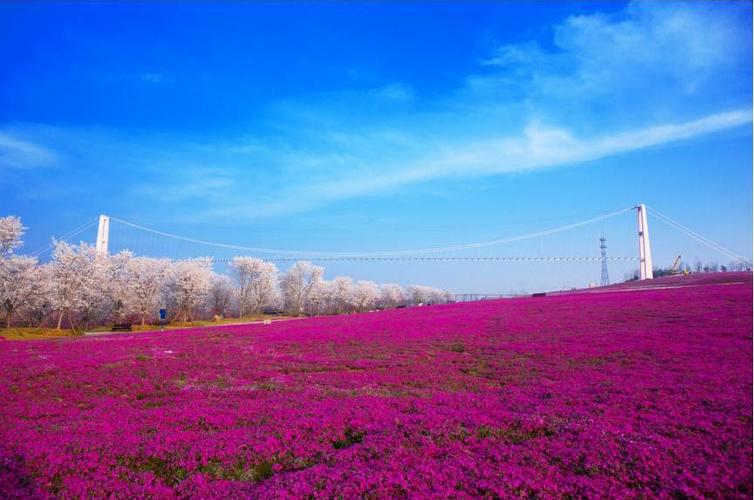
[3, 301, 12, 328]
[57, 310, 64, 330]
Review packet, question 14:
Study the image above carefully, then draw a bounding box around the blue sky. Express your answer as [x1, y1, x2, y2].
[0, 1, 751, 291]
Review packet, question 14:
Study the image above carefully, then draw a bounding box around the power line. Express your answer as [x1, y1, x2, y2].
[200, 256, 639, 263]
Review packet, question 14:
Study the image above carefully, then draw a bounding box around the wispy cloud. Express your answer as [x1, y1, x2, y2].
[0, 132, 57, 171]
[140, 72, 172, 84]
[246, 108, 751, 216]
[1, 1, 750, 221]
[370, 82, 415, 102]
[135, 167, 237, 203]
[195, 1, 751, 217]
[465, 1, 750, 130]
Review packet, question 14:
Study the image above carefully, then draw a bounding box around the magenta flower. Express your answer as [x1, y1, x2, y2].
[0, 273, 751, 498]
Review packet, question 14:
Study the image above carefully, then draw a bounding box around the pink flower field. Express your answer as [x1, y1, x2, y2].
[1, 273, 752, 498]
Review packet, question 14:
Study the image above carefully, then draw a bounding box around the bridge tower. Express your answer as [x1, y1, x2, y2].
[95, 215, 110, 256]
[636, 204, 653, 279]
[600, 236, 609, 286]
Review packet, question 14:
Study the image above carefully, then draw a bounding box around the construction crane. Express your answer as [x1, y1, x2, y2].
[670, 255, 688, 275]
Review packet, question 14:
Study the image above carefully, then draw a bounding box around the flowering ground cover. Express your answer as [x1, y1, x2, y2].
[0, 273, 751, 498]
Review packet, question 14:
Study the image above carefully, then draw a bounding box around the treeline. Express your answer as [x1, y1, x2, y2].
[0, 216, 451, 330]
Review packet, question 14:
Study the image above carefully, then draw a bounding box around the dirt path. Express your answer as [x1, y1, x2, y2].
[83, 317, 302, 337]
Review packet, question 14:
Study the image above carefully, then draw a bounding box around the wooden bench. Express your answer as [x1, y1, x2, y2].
[112, 323, 132, 332]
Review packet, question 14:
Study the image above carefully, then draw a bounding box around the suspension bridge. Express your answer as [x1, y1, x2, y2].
[32, 203, 751, 293]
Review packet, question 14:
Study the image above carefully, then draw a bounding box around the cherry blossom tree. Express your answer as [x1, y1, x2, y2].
[23, 263, 54, 327]
[0, 218, 452, 327]
[209, 273, 236, 318]
[353, 280, 380, 312]
[0, 216, 25, 257]
[49, 240, 105, 329]
[327, 277, 356, 314]
[304, 279, 330, 316]
[230, 257, 279, 316]
[162, 258, 213, 322]
[378, 283, 406, 309]
[102, 251, 134, 322]
[0, 256, 44, 327]
[280, 261, 324, 316]
[407, 285, 450, 305]
[127, 257, 170, 326]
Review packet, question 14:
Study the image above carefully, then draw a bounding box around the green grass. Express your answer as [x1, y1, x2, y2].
[0, 315, 293, 340]
[0, 328, 79, 340]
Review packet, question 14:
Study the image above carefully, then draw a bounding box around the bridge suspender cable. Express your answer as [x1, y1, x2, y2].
[108, 206, 635, 258]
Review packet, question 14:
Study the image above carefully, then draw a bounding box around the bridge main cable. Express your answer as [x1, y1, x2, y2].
[107, 206, 635, 258]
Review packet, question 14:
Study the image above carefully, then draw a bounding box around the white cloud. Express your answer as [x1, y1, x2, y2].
[370, 83, 415, 102]
[485, 2, 748, 81]
[0, 132, 56, 171]
[469, 1, 750, 129]
[251, 108, 750, 215]
[1, 1, 749, 221]
[140, 73, 171, 84]
[135, 167, 237, 203]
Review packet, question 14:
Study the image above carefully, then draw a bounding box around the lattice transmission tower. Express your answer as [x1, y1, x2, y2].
[600, 236, 610, 286]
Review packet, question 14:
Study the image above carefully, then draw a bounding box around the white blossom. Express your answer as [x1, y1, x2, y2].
[230, 257, 280, 316]
[209, 273, 236, 318]
[161, 258, 213, 322]
[0, 215, 25, 257]
[407, 284, 450, 305]
[379, 283, 406, 309]
[127, 257, 170, 326]
[326, 276, 356, 314]
[280, 261, 324, 315]
[0, 255, 44, 327]
[353, 280, 380, 312]
[49, 240, 105, 329]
